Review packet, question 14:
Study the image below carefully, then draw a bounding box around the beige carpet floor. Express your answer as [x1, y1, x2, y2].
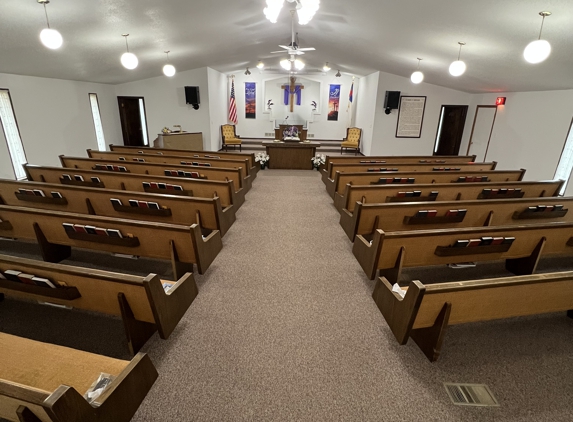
[1, 169, 573, 421]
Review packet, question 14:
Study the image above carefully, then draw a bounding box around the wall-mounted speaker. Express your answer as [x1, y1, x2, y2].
[185, 86, 200, 110]
[384, 91, 401, 110]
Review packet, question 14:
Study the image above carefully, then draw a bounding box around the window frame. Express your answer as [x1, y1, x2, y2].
[88, 92, 107, 151]
[553, 117, 573, 196]
[0, 88, 28, 180]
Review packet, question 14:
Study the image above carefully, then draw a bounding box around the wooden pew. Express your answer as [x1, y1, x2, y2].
[372, 272, 573, 362]
[87, 149, 253, 189]
[0, 333, 157, 422]
[323, 161, 496, 186]
[109, 144, 259, 177]
[335, 179, 564, 213]
[24, 164, 244, 209]
[328, 169, 526, 199]
[322, 154, 477, 177]
[0, 254, 198, 354]
[58, 155, 249, 194]
[0, 205, 223, 279]
[352, 221, 573, 280]
[341, 195, 573, 241]
[0, 179, 235, 237]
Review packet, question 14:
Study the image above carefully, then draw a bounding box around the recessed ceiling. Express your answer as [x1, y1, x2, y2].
[1, 0, 572, 93]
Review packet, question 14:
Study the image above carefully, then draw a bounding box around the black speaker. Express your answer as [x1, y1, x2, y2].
[384, 91, 401, 110]
[185, 86, 200, 105]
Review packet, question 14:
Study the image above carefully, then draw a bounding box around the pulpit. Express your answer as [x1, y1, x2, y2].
[274, 125, 308, 141]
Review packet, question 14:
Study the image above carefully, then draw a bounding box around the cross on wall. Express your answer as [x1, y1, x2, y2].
[281, 77, 304, 112]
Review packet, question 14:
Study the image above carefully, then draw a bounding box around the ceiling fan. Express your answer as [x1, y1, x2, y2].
[270, 10, 316, 56]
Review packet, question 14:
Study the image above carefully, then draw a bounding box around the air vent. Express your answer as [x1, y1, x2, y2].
[307, 134, 315, 138]
[264, 132, 274, 137]
[444, 383, 499, 407]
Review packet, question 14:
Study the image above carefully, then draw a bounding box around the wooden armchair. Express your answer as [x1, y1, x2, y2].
[221, 124, 242, 151]
[341, 127, 362, 155]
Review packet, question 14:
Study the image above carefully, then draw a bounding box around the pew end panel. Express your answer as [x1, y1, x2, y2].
[352, 229, 385, 280]
[190, 223, 223, 275]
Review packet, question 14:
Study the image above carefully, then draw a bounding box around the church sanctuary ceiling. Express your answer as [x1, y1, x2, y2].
[0, 0, 571, 93]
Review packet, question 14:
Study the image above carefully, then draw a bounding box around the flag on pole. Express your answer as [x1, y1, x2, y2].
[349, 81, 354, 104]
[347, 80, 354, 127]
[229, 78, 238, 124]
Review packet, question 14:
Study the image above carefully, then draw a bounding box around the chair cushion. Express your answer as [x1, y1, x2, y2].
[224, 138, 242, 145]
[341, 141, 358, 147]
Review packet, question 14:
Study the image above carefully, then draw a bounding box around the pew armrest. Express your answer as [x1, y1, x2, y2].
[339, 205, 359, 242]
[352, 229, 384, 280]
[321, 168, 330, 186]
[325, 172, 338, 199]
[191, 223, 223, 275]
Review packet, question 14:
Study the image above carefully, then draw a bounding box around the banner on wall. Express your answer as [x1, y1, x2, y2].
[328, 84, 341, 121]
[245, 82, 256, 119]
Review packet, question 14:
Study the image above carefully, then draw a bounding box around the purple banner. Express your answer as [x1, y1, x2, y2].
[245, 82, 256, 119]
[328, 84, 340, 121]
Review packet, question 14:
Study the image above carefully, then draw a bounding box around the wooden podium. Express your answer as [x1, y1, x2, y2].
[263, 141, 320, 170]
[274, 125, 307, 141]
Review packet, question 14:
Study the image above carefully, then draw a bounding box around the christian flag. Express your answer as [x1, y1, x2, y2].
[229, 79, 238, 124]
[349, 81, 354, 104]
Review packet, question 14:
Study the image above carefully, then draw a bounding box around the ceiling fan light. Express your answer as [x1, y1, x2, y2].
[323, 63, 331, 72]
[411, 71, 424, 84]
[523, 39, 551, 63]
[297, 0, 320, 24]
[256, 61, 265, 69]
[121, 52, 138, 69]
[40, 28, 63, 49]
[294, 59, 305, 70]
[280, 59, 291, 70]
[449, 60, 466, 76]
[163, 64, 176, 77]
[264, 0, 284, 23]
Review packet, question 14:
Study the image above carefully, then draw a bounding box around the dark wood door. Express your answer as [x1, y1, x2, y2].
[434, 105, 468, 156]
[117, 96, 147, 146]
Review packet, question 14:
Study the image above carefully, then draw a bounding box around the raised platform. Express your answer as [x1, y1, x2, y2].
[237, 138, 361, 155]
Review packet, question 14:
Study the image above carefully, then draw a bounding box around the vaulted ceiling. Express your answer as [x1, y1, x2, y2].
[1, 0, 572, 93]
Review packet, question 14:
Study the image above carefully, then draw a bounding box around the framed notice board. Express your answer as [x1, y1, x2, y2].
[396, 96, 427, 138]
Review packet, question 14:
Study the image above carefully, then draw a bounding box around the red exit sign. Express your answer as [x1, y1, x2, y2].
[496, 97, 506, 106]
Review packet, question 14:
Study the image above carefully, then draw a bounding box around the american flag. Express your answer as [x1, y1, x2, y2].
[229, 79, 238, 124]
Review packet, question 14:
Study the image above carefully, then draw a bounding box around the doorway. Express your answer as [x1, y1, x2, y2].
[433, 105, 468, 156]
[467, 105, 498, 162]
[117, 96, 149, 147]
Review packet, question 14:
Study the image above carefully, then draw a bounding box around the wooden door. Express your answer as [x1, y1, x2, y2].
[117, 96, 148, 147]
[433, 105, 468, 156]
[467, 105, 498, 162]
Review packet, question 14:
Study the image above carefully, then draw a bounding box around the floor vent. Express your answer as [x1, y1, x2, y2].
[444, 383, 499, 407]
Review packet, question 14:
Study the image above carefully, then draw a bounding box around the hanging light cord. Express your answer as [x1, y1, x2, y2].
[538, 15, 546, 40]
[43, 3, 51, 28]
[124, 36, 130, 53]
[457, 44, 463, 60]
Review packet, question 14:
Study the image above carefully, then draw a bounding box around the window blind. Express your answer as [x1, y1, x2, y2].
[0, 90, 27, 180]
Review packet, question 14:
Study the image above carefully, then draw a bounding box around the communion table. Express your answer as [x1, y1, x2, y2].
[263, 141, 321, 170]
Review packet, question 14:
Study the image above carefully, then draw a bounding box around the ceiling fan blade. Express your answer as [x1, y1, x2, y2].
[270, 51, 286, 54]
[278, 45, 290, 50]
[297, 48, 316, 51]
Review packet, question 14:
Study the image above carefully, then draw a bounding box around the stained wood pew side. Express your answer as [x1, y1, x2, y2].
[0, 179, 235, 237]
[0, 254, 198, 354]
[23, 164, 244, 209]
[0, 333, 157, 422]
[372, 272, 573, 362]
[86, 149, 253, 189]
[353, 221, 573, 280]
[341, 195, 573, 241]
[322, 154, 477, 178]
[0, 205, 223, 279]
[323, 160, 495, 185]
[58, 155, 249, 194]
[108, 144, 259, 177]
[335, 179, 564, 213]
[328, 169, 526, 199]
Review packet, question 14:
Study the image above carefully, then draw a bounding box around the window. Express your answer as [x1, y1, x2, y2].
[0, 89, 27, 179]
[554, 118, 573, 195]
[138, 98, 149, 146]
[89, 93, 106, 151]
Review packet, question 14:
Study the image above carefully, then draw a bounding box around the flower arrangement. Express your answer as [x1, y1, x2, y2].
[311, 101, 317, 111]
[267, 99, 274, 110]
[161, 127, 171, 134]
[255, 152, 270, 169]
[311, 154, 326, 170]
[283, 125, 299, 139]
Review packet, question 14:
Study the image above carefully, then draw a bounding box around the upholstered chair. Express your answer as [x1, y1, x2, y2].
[340, 127, 362, 155]
[221, 124, 242, 151]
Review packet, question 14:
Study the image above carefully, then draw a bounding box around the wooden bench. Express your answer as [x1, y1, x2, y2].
[0, 179, 236, 237]
[24, 164, 244, 209]
[372, 272, 573, 361]
[328, 169, 527, 199]
[323, 161, 496, 186]
[87, 149, 253, 189]
[58, 155, 249, 194]
[334, 179, 564, 213]
[109, 144, 258, 176]
[0, 254, 198, 354]
[0, 333, 157, 422]
[0, 205, 222, 279]
[341, 195, 573, 241]
[353, 221, 573, 280]
[322, 154, 477, 177]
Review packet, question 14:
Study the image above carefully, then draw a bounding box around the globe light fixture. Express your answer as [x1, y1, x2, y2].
[294, 58, 305, 70]
[120, 34, 138, 70]
[256, 61, 265, 70]
[162, 51, 176, 77]
[410, 58, 424, 84]
[264, 0, 284, 23]
[524, 11, 552, 64]
[449, 42, 466, 77]
[280, 59, 291, 70]
[37, 0, 63, 50]
[322, 62, 331, 72]
[264, 0, 320, 25]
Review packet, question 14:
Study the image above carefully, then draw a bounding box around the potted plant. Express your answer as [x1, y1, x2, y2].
[255, 152, 270, 169]
[267, 100, 274, 110]
[311, 154, 326, 170]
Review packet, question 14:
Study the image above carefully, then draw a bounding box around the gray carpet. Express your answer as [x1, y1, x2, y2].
[1, 170, 573, 421]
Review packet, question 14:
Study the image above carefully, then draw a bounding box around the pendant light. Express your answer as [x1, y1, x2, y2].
[256, 61, 265, 70]
[524, 11, 552, 64]
[120, 34, 138, 70]
[323, 62, 331, 72]
[449, 42, 466, 77]
[335, 70, 341, 77]
[244, 67, 251, 76]
[410, 58, 424, 84]
[37, 0, 63, 50]
[162, 51, 176, 77]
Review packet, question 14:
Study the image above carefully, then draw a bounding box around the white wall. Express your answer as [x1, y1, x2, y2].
[354, 72, 380, 156]
[370, 70, 471, 156]
[114, 67, 211, 150]
[207, 68, 229, 151]
[0, 72, 121, 176]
